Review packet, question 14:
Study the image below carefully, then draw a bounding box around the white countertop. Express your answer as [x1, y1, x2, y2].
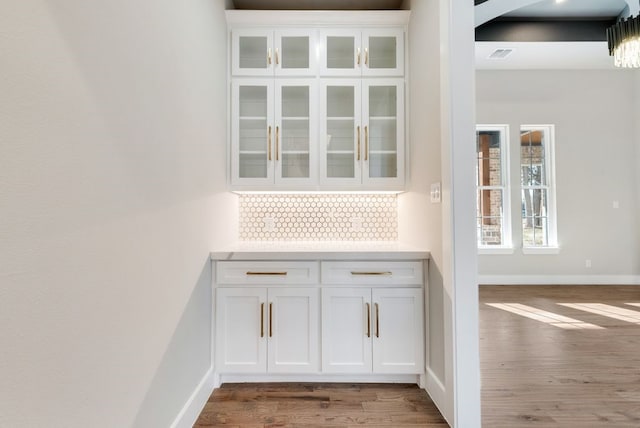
[211, 241, 430, 261]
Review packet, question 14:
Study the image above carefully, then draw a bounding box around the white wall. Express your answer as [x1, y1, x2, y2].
[402, 0, 480, 426]
[0, 1, 235, 427]
[400, 0, 449, 417]
[477, 70, 640, 284]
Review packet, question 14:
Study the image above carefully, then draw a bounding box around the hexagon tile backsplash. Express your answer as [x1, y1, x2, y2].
[239, 194, 398, 241]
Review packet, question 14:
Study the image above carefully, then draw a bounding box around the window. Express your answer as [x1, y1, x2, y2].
[476, 125, 511, 248]
[520, 125, 557, 249]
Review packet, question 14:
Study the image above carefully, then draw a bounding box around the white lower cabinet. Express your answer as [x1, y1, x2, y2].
[215, 287, 319, 374]
[322, 287, 424, 374]
[214, 259, 426, 380]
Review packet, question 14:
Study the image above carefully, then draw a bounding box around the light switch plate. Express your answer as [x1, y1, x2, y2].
[430, 182, 441, 203]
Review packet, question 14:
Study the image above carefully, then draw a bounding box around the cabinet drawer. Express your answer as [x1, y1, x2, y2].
[217, 261, 319, 285]
[321, 261, 423, 285]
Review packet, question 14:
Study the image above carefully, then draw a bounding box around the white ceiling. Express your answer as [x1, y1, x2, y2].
[231, 0, 403, 9]
[504, 0, 627, 18]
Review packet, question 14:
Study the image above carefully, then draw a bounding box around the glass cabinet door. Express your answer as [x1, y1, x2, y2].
[232, 30, 274, 76]
[320, 80, 362, 185]
[320, 31, 362, 76]
[363, 80, 404, 186]
[275, 30, 316, 76]
[275, 80, 316, 184]
[232, 80, 274, 185]
[362, 29, 404, 77]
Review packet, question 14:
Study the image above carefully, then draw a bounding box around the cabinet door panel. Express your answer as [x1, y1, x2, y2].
[275, 80, 317, 185]
[320, 30, 362, 76]
[232, 80, 275, 186]
[216, 288, 267, 373]
[320, 80, 362, 186]
[322, 288, 372, 373]
[362, 29, 404, 77]
[268, 288, 319, 373]
[275, 30, 317, 76]
[362, 79, 404, 188]
[372, 288, 424, 374]
[232, 29, 274, 76]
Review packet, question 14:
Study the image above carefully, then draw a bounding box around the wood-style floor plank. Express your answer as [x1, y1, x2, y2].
[194, 383, 448, 427]
[481, 285, 640, 427]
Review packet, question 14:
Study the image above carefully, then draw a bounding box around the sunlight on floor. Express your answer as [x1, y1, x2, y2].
[486, 303, 604, 329]
[559, 303, 640, 324]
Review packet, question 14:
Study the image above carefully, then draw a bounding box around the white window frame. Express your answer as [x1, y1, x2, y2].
[475, 125, 512, 253]
[520, 124, 558, 253]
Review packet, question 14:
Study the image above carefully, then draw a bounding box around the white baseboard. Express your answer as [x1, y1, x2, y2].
[425, 367, 451, 426]
[478, 274, 640, 285]
[170, 366, 215, 428]
[217, 373, 420, 384]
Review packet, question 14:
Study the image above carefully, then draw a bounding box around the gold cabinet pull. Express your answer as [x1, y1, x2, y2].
[275, 126, 279, 161]
[356, 126, 361, 161]
[357, 47, 361, 66]
[246, 271, 288, 276]
[275, 48, 279, 65]
[260, 303, 265, 338]
[364, 125, 369, 161]
[269, 302, 273, 337]
[366, 302, 371, 338]
[365, 47, 369, 66]
[268, 47, 272, 65]
[267, 126, 272, 161]
[350, 271, 392, 276]
[375, 303, 380, 338]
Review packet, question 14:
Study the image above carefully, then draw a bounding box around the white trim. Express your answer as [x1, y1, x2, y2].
[170, 367, 215, 428]
[425, 367, 451, 426]
[522, 246, 560, 255]
[478, 275, 640, 285]
[478, 246, 514, 255]
[226, 10, 411, 27]
[217, 373, 420, 384]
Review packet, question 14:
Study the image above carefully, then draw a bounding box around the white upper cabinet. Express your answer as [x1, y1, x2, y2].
[231, 79, 317, 188]
[319, 28, 404, 77]
[320, 78, 404, 189]
[226, 11, 409, 191]
[232, 28, 317, 76]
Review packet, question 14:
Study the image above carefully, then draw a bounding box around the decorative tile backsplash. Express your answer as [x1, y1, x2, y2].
[239, 194, 398, 241]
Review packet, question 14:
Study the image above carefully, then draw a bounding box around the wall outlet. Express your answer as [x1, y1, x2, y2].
[263, 217, 276, 232]
[613, 200, 619, 209]
[585, 259, 592, 268]
[350, 217, 363, 232]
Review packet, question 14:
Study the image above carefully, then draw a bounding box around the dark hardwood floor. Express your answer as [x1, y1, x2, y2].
[195, 285, 640, 427]
[481, 285, 640, 427]
[194, 382, 448, 427]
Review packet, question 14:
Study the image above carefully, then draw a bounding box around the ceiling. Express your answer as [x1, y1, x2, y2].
[231, 0, 403, 9]
[476, 0, 630, 69]
[229, 0, 634, 70]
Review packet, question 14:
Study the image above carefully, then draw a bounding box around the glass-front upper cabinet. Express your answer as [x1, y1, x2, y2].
[363, 79, 404, 187]
[320, 79, 404, 189]
[319, 29, 404, 77]
[232, 29, 317, 76]
[232, 79, 316, 188]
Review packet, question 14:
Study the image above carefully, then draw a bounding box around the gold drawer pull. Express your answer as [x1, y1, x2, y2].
[375, 302, 380, 338]
[246, 271, 288, 276]
[269, 302, 273, 337]
[350, 271, 392, 276]
[260, 303, 265, 338]
[366, 302, 371, 338]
